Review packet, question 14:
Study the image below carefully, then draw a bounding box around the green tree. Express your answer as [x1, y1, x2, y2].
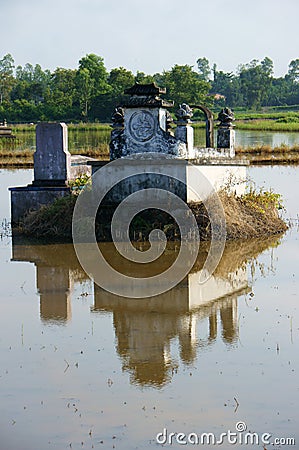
[76, 54, 110, 120]
[92, 67, 135, 120]
[261, 56, 274, 77]
[135, 71, 155, 84]
[76, 67, 93, 119]
[15, 63, 35, 82]
[47, 68, 79, 119]
[108, 67, 135, 97]
[211, 65, 243, 107]
[196, 57, 211, 81]
[0, 53, 15, 104]
[238, 58, 273, 108]
[13, 62, 51, 104]
[162, 64, 211, 107]
[287, 59, 299, 83]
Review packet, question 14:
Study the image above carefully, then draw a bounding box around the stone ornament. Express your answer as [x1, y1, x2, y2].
[175, 103, 193, 122]
[111, 107, 124, 126]
[128, 110, 155, 142]
[217, 107, 235, 127]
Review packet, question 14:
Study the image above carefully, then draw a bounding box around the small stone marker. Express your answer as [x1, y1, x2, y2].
[33, 122, 70, 186]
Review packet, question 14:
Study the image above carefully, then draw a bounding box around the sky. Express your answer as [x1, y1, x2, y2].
[0, 0, 298, 78]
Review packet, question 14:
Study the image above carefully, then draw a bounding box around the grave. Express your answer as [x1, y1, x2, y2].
[9, 122, 93, 224]
[9, 84, 247, 226]
[89, 83, 247, 206]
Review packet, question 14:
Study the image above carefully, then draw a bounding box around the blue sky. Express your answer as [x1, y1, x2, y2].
[1, 0, 298, 77]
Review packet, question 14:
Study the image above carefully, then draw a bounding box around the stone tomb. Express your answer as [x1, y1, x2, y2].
[10, 123, 71, 224]
[9, 122, 97, 224]
[90, 83, 247, 206]
[110, 83, 189, 159]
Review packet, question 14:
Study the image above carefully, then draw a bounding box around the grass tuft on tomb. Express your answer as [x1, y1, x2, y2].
[18, 187, 288, 242]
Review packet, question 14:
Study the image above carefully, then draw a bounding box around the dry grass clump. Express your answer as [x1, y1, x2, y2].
[218, 190, 287, 239]
[188, 189, 287, 240]
[236, 144, 299, 154]
[19, 188, 287, 242]
[235, 144, 299, 164]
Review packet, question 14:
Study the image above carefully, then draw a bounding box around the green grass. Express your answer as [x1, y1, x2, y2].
[11, 124, 36, 133]
[190, 122, 206, 128]
[0, 137, 18, 151]
[241, 187, 284, 213]
[232, 105, 299, 117]
[9, 111, 299, 132]
[192, 110, 299, 131]
[235, 119, 299, 131]
[235, 112, 294, 120]
[11, 122, 112, 133]
[67, 122, 111, 131]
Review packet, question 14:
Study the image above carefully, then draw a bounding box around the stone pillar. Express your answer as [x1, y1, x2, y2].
[216, 107, 235, 157]
[174, 104, 194, 158]
[217, 126, 235, 155]
[33, 122, 70, 186]
[109, 107, 125, 160]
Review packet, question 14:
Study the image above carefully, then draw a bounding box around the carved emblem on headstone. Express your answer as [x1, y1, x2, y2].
[128, 110, 155, 142]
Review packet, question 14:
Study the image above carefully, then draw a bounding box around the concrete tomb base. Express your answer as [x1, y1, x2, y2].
[9, 185, 70, 225]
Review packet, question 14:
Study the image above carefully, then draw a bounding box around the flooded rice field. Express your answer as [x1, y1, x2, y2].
[0, 166, 298, 449]
[8, 128, 299, 153]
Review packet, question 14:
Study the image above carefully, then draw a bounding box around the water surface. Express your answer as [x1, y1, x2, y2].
[0, 168, 298, 449]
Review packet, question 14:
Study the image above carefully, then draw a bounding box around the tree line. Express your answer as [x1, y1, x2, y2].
[0, 53, 299, 123]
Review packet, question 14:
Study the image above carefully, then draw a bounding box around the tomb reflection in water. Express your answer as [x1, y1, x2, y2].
[11, 235, 281, 386]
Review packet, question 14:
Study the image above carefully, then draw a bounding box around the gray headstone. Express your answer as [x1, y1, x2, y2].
[34, 122, 71, 186]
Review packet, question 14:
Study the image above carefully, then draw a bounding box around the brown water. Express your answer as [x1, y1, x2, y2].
[0, 168, 299, 449]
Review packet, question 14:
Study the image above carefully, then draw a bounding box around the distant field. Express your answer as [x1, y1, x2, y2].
[11, 123, 111, 133]
[1, 111, 299, 167]
[9, 109, 299, 132]
[190, 109, 299, 131]
[235, 118, 299, 132]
